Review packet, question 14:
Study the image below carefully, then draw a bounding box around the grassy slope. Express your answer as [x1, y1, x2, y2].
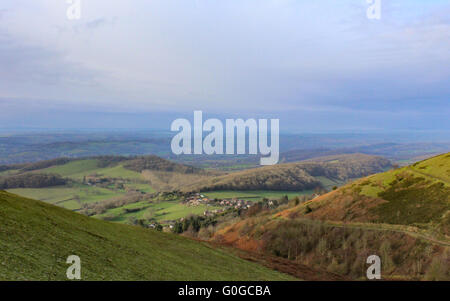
[95, 200, 222, 224]
[8, 184, 121, 205]
[0, 190, 294, 280]
[6, 159, 150, 212]
[40, 159, 144, 181]
[209, 153, 450, 280]
[281, 152, 450, 237]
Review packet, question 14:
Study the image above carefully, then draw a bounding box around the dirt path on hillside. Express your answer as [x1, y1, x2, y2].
[407, 167, 450, 185]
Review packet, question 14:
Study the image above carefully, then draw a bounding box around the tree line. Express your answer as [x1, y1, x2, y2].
[0, 173, 66, 189]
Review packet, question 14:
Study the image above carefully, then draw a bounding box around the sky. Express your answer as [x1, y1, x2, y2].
[0, 0, 449, 132]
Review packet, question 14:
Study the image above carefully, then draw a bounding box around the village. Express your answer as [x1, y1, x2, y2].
[183, 192, 253, 215]
[131, 190, 317, 233]
[146, 193, 256, 231]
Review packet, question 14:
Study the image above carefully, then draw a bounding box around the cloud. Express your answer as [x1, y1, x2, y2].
[86, 18, 108, 29]
[0, 0, 448, 131]
[0, 33, 105, 104]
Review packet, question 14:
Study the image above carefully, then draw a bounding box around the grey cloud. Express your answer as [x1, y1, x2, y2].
[86, 18, 108, 29]
[0, 1, 448, 131]
[0, 33, 106, 102]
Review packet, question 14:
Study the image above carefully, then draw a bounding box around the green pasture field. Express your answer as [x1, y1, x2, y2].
[39, 159, 144, 181]
[7, 184, 125, 210]
[96, 199, 222, 224]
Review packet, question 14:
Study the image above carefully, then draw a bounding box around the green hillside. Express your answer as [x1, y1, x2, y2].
[287, 153, 450, 235]
[1, 156, 180, 212]
[211, 153, 450, 280]
[0, 154, 389, 226]
[0, 190, 294, 280]
[40, 160, 145, 182]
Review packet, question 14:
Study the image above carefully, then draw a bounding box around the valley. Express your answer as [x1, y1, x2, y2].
[0, 153, 390, 228]
[2, 0, 449, 285]
[1, 149, 448, 280]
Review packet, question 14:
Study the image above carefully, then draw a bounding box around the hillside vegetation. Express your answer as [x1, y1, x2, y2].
[0, 154, 390, 229]
[123, 155, 201, 173]
[1, 155, 199, 177]
[1, 155, 206, 211]
[184, 154, 391, 192]
[284, 153, 450, 236]
[214, 217, 449, 280]
[1, 154, 388, 193]
[0, 190, 294, 280]
[211, 153, 450, 280]
[0, 173, 66, 189]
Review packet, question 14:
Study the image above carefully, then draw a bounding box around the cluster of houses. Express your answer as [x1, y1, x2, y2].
[184, 193, 210, 206]
[184, 193, 253, 211]
[218, 199, 252, 210]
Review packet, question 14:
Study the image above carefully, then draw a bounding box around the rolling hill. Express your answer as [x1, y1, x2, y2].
[0, 153, 393, 232]
[279, 143, 450, 164]
[282, 153, 450, 235]
[0, 190, 294, 280]
[183, 154, 392, 192]
[211, 153, 450, 280]
[0, 155, 202, 179]
[0, 155, 213, 211]
[0, 154, 389, 212]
